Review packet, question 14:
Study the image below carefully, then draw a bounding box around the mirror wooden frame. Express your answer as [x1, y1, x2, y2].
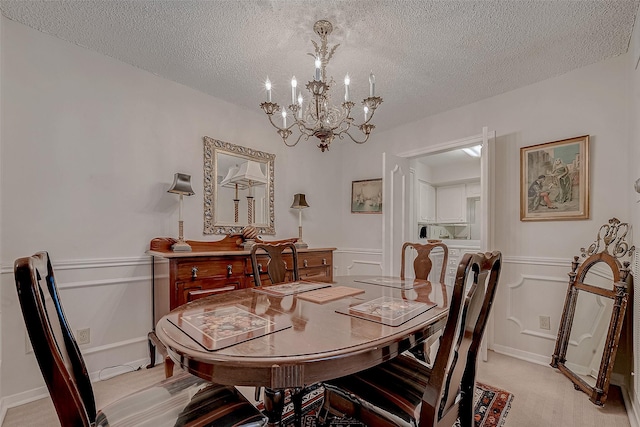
[203, 137, 275, 235]
[551, 218, 634, 406]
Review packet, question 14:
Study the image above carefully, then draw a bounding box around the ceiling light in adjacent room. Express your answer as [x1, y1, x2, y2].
[462, 145, 482, 157]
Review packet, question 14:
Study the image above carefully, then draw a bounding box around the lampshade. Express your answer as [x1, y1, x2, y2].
[167, 173, 195, 195]
[230, 161, 268, 186]
[291, 193, 310, 209]
[220, 164, 247, 189]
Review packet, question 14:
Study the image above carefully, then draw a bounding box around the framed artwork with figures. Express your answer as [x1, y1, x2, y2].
[520, 135, 589, 221]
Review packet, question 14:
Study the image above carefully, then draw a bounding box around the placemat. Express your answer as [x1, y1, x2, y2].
[354, 277, 431, 289]
[252, 281, 331, 297]
[336, 296, 435, 326]
[296, 286, 365, 303]
[167, 305, 291, 351]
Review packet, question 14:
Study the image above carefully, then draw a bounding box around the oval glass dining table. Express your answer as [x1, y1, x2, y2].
[155, 275, 450, 426]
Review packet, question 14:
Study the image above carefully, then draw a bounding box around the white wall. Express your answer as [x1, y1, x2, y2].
[0, 17, 322, 401]
[335, 43, 634, 385]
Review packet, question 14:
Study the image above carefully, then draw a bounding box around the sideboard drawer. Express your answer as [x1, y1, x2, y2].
[300, 252, 330, 269]
[300, 265, 331, 281]
[177, 258, 246, 282]
[177, 277, 242, 304]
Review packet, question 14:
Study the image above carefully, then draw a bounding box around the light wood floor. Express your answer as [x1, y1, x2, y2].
[2, 351, 631, 426]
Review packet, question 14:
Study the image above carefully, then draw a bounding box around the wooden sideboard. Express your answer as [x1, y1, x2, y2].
[146, 236, 335, 375]
[148, 236, 335, 309]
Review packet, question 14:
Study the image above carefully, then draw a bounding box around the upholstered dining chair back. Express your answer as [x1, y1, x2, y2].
[400, 241, 448, 284]
[250, 242, 299, 286]
[319, 251, 502, 427]
[14, 251, 267, 427]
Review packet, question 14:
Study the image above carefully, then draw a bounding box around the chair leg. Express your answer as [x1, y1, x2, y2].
[291, 387, 303, 426]
[263, 388, 285, 427]
[316, 406, 330, 426]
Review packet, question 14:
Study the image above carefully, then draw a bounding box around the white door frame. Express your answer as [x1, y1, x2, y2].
[394, 127, 495, 251]
[393, 127, 496, 360]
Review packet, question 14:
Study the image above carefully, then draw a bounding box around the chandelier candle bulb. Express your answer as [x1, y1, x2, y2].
[369, 72, 375, 97]
[265, 78, 272, 102]
[315, 57, 321, 80]
[297, 93, 303, 118]
[282, 109, 287, 127]
[364, 106, 369, 122]
[344, 74, 350, 102]
[291, 76, 297, 104]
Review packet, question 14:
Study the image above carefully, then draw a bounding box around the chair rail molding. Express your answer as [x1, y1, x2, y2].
[0, 255, 150, 274]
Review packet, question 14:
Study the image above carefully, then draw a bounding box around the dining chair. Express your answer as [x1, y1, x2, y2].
[250, 242, 308, 422]
[401, 240, 448, 283]
[250, 242, 299, 287]
[318, 251, 502, 427]
[14, 251, 268, 427]
[401, 240, 449, 364]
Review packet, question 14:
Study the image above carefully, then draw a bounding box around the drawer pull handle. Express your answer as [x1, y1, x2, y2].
[303, 259, 308, 267]
[322, 258, 327, 265]
[258, 263, 263, 273]
[191, 266, 198, 280]
[227, 264, 233, 276]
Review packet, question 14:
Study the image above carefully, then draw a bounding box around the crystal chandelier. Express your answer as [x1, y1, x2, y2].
[260, 20, 383, 152]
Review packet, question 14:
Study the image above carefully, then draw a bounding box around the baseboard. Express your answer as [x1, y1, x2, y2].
[88, 356, 150, 382]
[491, 344, 553, 367]
[620, 384, 640, 427]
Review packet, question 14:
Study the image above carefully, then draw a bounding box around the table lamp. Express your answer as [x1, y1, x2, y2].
[230, 160, 268, 225]
[168, 173, 195, 252]
[291, 193, 310, 248]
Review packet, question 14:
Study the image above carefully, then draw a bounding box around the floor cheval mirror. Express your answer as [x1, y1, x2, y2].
[551, 217, 634, 406]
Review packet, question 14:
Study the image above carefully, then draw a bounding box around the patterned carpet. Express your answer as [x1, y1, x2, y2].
[469, 382, 514, 427]
[259, 382, 514, 427]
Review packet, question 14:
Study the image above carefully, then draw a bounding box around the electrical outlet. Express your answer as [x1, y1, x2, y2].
[539, 316, 551, 331]
[77, 328, 90, 345]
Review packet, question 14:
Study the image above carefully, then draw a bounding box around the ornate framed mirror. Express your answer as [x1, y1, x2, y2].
[203, 137, 275, 235]
[551, 218, 634, 406]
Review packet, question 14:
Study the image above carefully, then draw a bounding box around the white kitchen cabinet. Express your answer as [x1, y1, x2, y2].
[418, 181, 436, 222]
[436, 184, 466, 223]
[466, 181, 481, 197]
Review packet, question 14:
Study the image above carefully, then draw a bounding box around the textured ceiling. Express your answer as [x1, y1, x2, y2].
[1, 1, 638, 131]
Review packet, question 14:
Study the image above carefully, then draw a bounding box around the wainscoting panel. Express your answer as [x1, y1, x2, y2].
[333, 248, 383, 277]
[1, 255, 154, 401]
[492, 256, 609, 368]
[506, 273, 567, 341]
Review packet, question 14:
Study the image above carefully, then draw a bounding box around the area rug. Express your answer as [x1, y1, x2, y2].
[258, 382, 514, 427]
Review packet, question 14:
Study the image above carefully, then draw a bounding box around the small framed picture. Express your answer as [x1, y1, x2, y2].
[520, 135, 589, 221]
[351, 179, 382, 214]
